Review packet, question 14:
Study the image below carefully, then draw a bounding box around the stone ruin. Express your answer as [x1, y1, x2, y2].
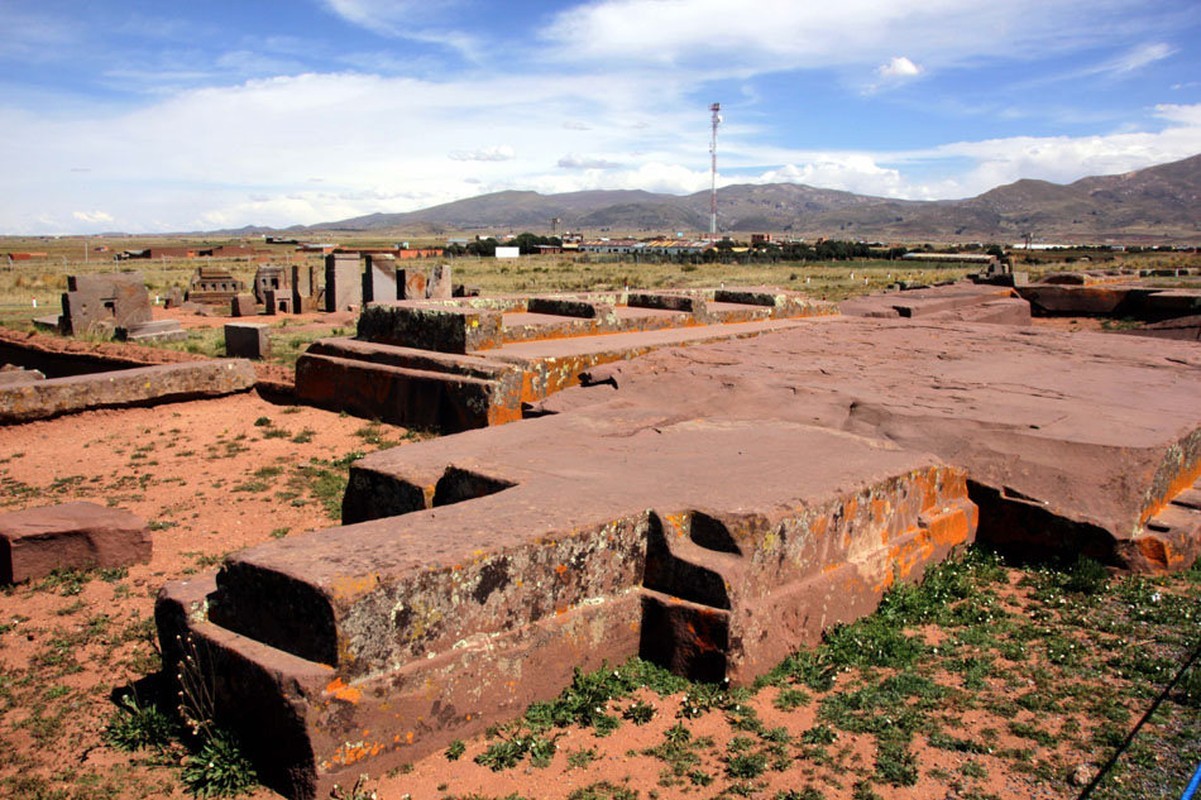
[51, 272, 184, 343]
[325, 252, 454, 313]
[156, 281, 1201, 799]
[252, 264, 322, 315]
[296, 287, 834, 431]
[186, 266, 247, 306]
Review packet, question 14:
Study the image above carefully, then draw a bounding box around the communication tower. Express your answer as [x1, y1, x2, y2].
[709, 102, 722, 239]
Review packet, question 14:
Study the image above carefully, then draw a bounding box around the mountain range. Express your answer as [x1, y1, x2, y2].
[302, 154, 1201, 244]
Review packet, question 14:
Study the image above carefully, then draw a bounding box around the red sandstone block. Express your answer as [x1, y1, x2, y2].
[0, 502, 151, 583]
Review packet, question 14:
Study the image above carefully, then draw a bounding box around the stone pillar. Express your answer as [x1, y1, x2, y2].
[324, 253, 361, 312]
[363, 255, 398, 304]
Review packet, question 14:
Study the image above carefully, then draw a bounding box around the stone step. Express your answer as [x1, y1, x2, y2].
[294, 352, 519, 430]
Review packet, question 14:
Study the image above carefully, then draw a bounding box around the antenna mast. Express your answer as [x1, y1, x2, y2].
[709, 102, 721, 240]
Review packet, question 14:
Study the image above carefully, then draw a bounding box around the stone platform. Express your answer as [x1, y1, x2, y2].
[545, 317, 1201, 571]
[295, 288, 835, 432]
[157, 299, 1201, 799]
[839, 283, 1031, 325]
[159, 407, 975, 798]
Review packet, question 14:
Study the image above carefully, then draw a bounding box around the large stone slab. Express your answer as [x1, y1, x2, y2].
[160, 410, 975, 798]
[1, 502, 150, 583]
[840, 283, 1029, 324]
[0, 359, 256, 423]
[548, 317, 1201, 570]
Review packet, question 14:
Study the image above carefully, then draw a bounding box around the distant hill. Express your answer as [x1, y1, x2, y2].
[304, 154, 1201, 244]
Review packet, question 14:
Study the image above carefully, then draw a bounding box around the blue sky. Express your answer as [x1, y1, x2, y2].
[3, 0, 1200, 234]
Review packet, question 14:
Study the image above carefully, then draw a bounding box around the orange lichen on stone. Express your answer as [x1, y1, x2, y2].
[328, 574, 380, 602]
[1139, 457, 1201, 526]
[325, 677, 363, 705]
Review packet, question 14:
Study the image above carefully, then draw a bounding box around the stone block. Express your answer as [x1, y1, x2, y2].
[1, 502, 150, 583]
[187, 266, 246, 306]
[161, 413, 975, 797]
[363, 256, 398, 303]
[254, 265, 289, 305]
[527, 297, 610, 318]
[225, 323, 271, 360]
[428, 264, 453, 299]
[0, 360, 257, 423]
[324, 253, 361, 312]
[356, 304, 503, 354]
[231, 293, 258, 317]
[116, 320, 188, 343]
[291, 264, 319, 312]
[60, 272, 153, 336]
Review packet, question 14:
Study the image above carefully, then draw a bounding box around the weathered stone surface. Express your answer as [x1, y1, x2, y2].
[0, 367, 45, 387]
[840, 283, 1027, 324]
[116, 319, 188, 343]
[1, 502, 150, 583]
[225, 323, 271, 360]
[363, 256, 398, 303]
[59, 272, 153, 336]
[551, 317, 1201, 570]
[324, 253, 361, 312]
[295, 338, 524, 429]
[231, 293, 258, 318]
[1122, 314, 1201, 342]
[1017, 283, 1201, 320]
[297, 289, 836, 431]
[253, 265, 289, 306]
[0, 360, 257, 423]
[355, 304, 504, 354]
[172, 288, 1201, 798]
[291, 264, 320, 313]
[162, 411, 974, 798]
[427, 263, 453, 299]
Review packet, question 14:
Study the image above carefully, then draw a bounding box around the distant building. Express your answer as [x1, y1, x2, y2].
[579, 239, 640, 254]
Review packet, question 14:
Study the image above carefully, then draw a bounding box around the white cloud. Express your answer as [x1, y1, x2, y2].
[876, 56, 922, 79]
[449, 145, 516, 162]
[558, 154, 622, 169]
[1107, 42, 1175, 74]
[319, 0, 477, 54]
[72, 210, 114, 224]
[541, 0, 1161, 79]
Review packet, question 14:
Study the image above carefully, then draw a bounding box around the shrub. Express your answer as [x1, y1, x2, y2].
[103, 692, 177, 752]
[181, 728, 258, 797]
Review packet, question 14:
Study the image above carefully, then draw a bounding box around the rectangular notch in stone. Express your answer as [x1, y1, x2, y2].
[432, 466, 517, 508]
